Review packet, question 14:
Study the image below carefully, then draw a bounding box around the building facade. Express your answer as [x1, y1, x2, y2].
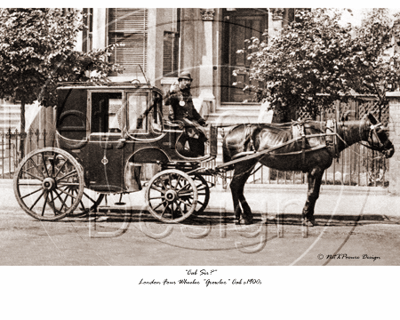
[77, 8, 294, 123]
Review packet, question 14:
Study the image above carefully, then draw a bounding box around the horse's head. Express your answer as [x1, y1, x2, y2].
[362, 113, 394, 158]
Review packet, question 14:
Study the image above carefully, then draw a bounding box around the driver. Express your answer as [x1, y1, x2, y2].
[165, 72, 208, 156]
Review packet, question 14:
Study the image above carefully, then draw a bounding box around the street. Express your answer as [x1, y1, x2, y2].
[1, 204, 400, 266]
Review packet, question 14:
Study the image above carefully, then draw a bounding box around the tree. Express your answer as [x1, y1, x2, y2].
[0, 8, 123, 157]
[237, 8, 400, 122]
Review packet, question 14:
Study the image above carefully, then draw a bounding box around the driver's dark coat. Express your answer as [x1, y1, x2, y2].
[164, 88, 205, 125]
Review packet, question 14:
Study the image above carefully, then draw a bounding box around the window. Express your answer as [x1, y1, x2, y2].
[91, 92, 123, 133]
[127, 93, 148, 132]
[82, 8, 93, 52]
[127, 92, 163, 135]
[163, 31, 179, 77]
[57, 89, 88, 140]
[108, 8, 148, 74]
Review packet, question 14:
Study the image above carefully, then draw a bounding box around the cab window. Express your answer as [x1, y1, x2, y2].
[127, 93, 148, 132]
[91, 92, 123, 133]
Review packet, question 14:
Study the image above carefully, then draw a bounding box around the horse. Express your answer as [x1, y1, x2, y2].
[222, 113, 395, 226]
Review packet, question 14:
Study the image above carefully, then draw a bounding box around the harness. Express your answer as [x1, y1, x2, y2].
[325, 119, 339, 158]
[220, 120, 341, 171]
[218, 116, 388, 174]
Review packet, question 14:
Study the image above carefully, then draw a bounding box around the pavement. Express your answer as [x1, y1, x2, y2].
[2, 178, 400, 224]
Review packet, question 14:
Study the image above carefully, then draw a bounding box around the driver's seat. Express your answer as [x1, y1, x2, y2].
[176, 128, 205, 158]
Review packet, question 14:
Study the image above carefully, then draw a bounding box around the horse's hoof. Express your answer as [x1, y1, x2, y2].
[235, 220, 241, 225]
[303, 219, 314, 227]
[244, 220, 254, 225]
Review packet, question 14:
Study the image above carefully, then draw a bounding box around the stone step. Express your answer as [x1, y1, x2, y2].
[207, 113, 260, 124]
[205, 103, 261, 125]
[217, 104, 260, 114]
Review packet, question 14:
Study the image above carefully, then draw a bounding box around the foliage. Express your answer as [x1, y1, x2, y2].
[237, 8, 400, 121]
[0, 8, 123, 108]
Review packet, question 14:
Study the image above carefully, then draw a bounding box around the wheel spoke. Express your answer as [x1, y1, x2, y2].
[29, 190, 45, 210]
[54, 188, 69, 212]
[21, 169, 43, 181]
[178, 190, 194, 197]
[54, 159, 68, 179]
[48, 191, 58, 215]
[58, 187, 77, 200]
[150, 185, 165, 194]
[153, 199, 168, 211]
[160, 203, 169, 217]
[197, 185, 208, 192]
[28, 158, 45, 179]
[57, 169, 78, 183]
[197, 201, 205, 207]
[176, 198, 193, 208]
[168, 173, 175, 189]
[20, 187, 43, 200]
[175, 202, 184, 216]
[161, 177, 170, 190]
[18, 182, 43, 186]
[41, 191, 49, 216]
[48, 157, 56, 177]
[175, 174, 183, 190]
[149, 196, 164, 200]
[57, 182, 81, 187]
[41, 153, 49, 177]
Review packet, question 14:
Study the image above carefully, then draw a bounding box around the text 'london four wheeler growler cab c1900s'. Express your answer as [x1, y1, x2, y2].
[13, 80, 218, 223]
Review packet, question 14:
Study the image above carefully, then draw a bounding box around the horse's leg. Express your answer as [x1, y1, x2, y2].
[302, 167, 324, 227]
[230, 160, 257, 225]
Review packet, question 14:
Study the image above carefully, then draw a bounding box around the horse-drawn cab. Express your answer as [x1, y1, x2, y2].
[13, 80, 217, 222]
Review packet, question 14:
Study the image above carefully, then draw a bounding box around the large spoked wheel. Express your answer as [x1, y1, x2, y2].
[191, 174, 210, 214]
[13, 147, 85, 221]
[146, 169, 198, 223]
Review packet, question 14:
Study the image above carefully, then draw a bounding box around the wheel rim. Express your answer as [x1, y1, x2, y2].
[191, 174, 210, 214]
[13, 147, 84, 221]
[146, 169, 198, 223]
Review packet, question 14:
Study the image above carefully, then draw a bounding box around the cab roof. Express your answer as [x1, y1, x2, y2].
[56, 81, 162, 95]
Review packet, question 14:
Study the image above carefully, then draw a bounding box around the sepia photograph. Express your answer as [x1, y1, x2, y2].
[0, 4, 399, 319]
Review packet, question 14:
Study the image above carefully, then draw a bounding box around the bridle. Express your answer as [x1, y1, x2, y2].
[359, 115, 391, 154]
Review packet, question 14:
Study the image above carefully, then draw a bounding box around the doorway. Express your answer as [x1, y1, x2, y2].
[221, 9, 268, 103]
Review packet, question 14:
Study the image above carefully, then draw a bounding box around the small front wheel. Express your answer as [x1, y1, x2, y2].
[191, 174, 210, 214]
[146, 169, 198, 223]
[13, 147, 85, 221]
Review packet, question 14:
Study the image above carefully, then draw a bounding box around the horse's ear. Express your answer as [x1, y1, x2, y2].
[367, 112, 378, 125]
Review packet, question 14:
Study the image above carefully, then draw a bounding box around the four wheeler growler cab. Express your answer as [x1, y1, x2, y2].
[13, 79, 218, 222]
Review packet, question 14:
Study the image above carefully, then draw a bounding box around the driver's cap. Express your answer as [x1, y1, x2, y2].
[178, 71, 193, 81]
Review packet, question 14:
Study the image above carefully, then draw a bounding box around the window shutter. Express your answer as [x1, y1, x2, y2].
[108, 8, 147, 74]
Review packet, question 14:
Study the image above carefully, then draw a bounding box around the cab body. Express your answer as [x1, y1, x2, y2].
[55, 82, 217, 194]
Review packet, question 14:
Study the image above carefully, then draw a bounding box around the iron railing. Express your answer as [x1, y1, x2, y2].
[0, 128, 54, 179]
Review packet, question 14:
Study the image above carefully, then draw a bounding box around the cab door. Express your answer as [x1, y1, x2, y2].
[85, 91, 125, 193]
